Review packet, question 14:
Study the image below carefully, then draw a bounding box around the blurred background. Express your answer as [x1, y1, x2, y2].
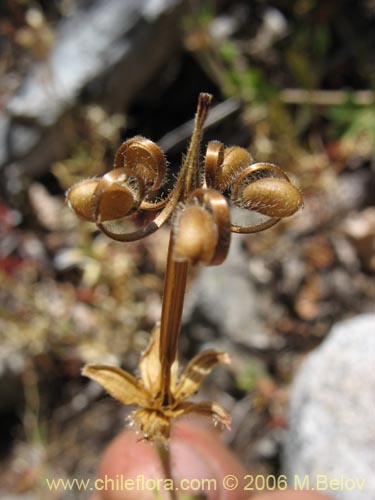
[0, 0, 374, 498]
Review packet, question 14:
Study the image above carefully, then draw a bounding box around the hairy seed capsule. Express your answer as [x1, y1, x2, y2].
[67, 178, 136, 222]
[217, 147, 252, 190]
[96, 183, 136, 222]
[241, 178, 303, 217]
[174, 206, 217, 264]
[66, 178, 98, 221]
[115, 137, 166, 191]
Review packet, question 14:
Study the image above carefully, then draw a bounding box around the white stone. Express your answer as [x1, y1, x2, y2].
[283, 314, 375, 500]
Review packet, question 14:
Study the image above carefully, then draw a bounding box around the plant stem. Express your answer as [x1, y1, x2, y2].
[158, 93, 212, 407]
[156, 443, 178, 500]
[159, 235, 188, 407]
[183, 93, 212, 196]
[280, 88, 374, 106]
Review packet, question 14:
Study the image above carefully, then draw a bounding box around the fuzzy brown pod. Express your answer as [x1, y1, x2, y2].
[238, 177, 303, 218]
[91, 168, 144, 223]
[204, 142, 252, 191]
[114, 136, 166, 192]
[173, 205, 218, 264]
[66, 170, 144, 223]
[66, 178, 98, 221]
[173, 188, 231, 266]
[216, 146, 253, 190]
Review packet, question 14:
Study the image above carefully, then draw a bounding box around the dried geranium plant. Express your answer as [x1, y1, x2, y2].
[66, 92, 302, 485]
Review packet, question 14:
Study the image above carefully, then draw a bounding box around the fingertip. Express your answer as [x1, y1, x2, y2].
[96, 417, 248, 499]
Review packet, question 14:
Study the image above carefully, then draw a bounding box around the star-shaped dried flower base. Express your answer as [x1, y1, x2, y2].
[83, 326, 231, 443]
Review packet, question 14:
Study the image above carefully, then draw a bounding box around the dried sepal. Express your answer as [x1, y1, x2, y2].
[114, 136, 166, 192]
[82, 364, 149, 407]
[82, 323, 232, 443]
[139, 326, 163, 394]
[174, 350, 230, 400]
[130, 399, 231, 442]
[142, 327, 179, 402]
[179, 401, 231, 431]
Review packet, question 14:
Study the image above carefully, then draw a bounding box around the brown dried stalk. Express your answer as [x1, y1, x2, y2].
[66, 92, 303, 445]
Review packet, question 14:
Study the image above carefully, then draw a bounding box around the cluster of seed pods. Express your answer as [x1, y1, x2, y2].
[67, 95, 302, 267]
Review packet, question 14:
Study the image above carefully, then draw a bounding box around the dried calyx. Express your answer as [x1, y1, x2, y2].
[66, 92, 303, 443]
[82, 326, 231, 442]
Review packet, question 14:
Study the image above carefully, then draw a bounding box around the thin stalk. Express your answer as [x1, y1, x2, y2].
[183, 92, 212, 196]
[159, 235, 188, 406]
[156, 443, 178, 500]
[158, 93, 212, 407]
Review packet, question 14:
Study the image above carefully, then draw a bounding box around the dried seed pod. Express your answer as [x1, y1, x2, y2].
[94, 183, 137, 222]
[216, 146, 252, 190]
[67, 172, 144, 224]
[239, 177, 303, 217]
[173, 188, 231, 265]
[114, 136, 166, 192]
[173, 206, 218, 264]
[91, 168, 144, 222]
[66, 178, 98, 221]
[229, 162, 303, 233]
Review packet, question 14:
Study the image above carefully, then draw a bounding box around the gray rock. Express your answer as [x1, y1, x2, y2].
[283, 314, 375, 500]
[1, 0, 184, 189]
[7, 0, 182, 124]
[183, 234, 272, 349]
